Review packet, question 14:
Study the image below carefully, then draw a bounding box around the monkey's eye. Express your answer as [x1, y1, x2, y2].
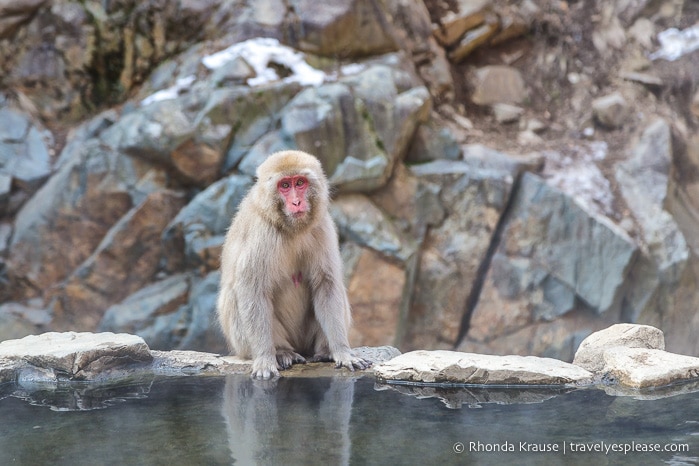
[296, 178, 305, 187]
[280, 181, 291, 190]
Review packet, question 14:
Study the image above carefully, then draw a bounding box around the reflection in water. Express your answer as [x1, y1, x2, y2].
[2, 375, 699, 465]
[375, 381, 576, 409]
[8, 379, 152, 412]
[222, 376, 354, 465]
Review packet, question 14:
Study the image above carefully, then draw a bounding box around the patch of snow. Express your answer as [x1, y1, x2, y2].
[340, 63, 366, 75]
[542, 141, 614, 216]
[202, 37, 325, 87]
[139, 38, 370, 105]
[141, 75, 196, 106]
[649, 25, 699, 61]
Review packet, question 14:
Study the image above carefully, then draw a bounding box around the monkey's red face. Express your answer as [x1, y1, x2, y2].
[278, 175, 310, 217]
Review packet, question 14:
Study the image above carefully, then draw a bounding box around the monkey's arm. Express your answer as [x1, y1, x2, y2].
[312, 278, 372, 371]
[310, 219, 372, 371]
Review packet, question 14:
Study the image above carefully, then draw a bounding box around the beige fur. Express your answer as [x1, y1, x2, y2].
[217, 150, 371, 379]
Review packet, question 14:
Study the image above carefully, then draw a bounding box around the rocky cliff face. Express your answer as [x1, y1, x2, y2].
[1, 0, 698, 361]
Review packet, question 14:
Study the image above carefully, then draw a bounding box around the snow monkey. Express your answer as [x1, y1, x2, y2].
[217, 150, 372, 379]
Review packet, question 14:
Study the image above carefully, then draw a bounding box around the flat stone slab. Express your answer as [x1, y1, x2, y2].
[0, 332, 152, 380]
[573, 323, 665, 372]
[0, 332, 398, 383]
[151, 350, 250, 376]
[4, 330, 698, 392]
[603, 347, 699, 389]
[374, 350, 594, 385]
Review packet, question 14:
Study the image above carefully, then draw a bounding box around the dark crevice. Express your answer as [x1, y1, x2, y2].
[453, 171, 524, 348]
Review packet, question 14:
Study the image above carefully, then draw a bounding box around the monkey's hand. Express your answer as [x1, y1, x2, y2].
[251, 356, 280, 379]
[332, 352, 373, 371]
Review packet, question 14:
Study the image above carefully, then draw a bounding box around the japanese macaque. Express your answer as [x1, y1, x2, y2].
[217, 150, 372, 379]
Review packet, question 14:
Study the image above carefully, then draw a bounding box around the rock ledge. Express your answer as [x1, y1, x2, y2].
[2, 325, 699, 393]
[374, 350, 593, 385]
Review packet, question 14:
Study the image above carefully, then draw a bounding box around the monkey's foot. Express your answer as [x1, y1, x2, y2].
[251, 356, 280, 379]
[276, 350, 307, 370]
[330, 352, 373, 371]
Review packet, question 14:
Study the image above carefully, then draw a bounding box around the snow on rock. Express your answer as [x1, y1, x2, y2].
[649, 25, 699, 61]
[541, 141, 614, 217]
[141, 75, 196, 106]
[141, 38, 368, 106]
[202, 37, 326, 87]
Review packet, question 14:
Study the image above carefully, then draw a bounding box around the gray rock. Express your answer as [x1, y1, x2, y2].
[374, 350, 594, 385]
[619, 71, 663, 88]
[55, 109, 119, 169]
[176, 271, 226, 353]
[101, 99, 196, 162]
[468, 173, 637, 344]
[0, 332, 152, 381]
[162, 174, 253, 271]
[0, 301, 50, 342]
[151, 350, 250, 376]
[280, 83, 356, 176]
[471, 65, 528, 106]
[572, 323, 665, 372]
[238, 131, 294, 175]
[603, 347, 699, 389]
[615, 0, 654, 26]
[343, 245, 409, 347]
[198, 83, 300, 171]
[461, 143, 543, 177]
[406, 160, 515, 349]
[210, 56, 255, 86]
[280, 63, 430, 192]
[431, 0, 489, 46]
[55, 190, 186, 329]
[330, 155, 391, 192]
[616, 119, 688, 283]
[448, 21, 499, 63]
[0, 0, 47, 39]
[405, 115, 461, 163]
[592, 92, 629, 128]
[8, 139, 170, 299]
[458, 310, 614, 363]
[492, 103, 524, 124]
[331, 194, 414, 262]
[353, 345, 402, 363]
[0, 107, 52, 190]
[101, 92, 227, 186]
[99, 274, 192, 336]
[0, 172, 12, 215]
[381, 0, 455, 99]
[0, 107, 30, 141]
[287, 0, 398, 57]
[101, 271, 225, 353]
[347, 65, 429, 153]
[0, 330, 397, 383]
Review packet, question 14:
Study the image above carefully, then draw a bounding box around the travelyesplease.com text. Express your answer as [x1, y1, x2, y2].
[454, 440, 689, 455]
